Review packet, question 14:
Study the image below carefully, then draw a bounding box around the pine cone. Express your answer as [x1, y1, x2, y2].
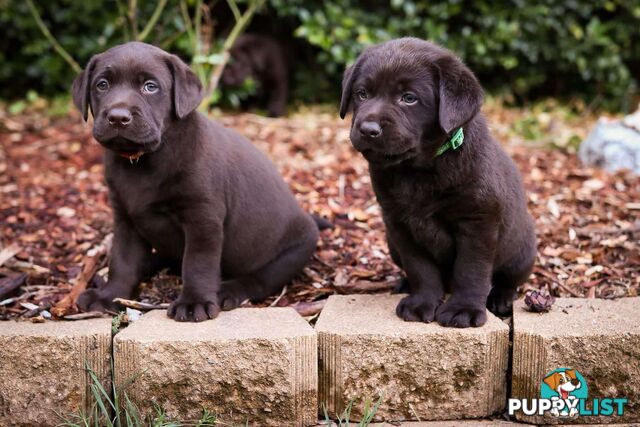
[524, 290, 555, 312]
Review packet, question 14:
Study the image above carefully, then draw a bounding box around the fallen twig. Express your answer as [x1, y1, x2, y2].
[112, 298, 169, 311]
[293, 299, 326, 317]
[4, 260, 50, 274]
[63, 311, 109, 320]
[575, 221, 640, 237]
[337, 280, 396, 294]
[51, 233, 112, 317]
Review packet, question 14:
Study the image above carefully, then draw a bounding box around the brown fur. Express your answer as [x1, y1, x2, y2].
[340, 38, 536, 327]
[72, 42, 319, 322]
[221, 34, 289, 117]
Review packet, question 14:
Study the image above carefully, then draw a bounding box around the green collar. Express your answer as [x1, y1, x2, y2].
[435, 127, 464, 157]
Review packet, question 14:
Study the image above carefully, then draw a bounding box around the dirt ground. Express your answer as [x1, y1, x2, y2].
[0, 100, 638, 320]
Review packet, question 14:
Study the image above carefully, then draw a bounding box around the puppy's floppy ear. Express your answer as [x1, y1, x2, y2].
[339, 64, 356, 119]
[165, 54, 203, 119]
[566, 369, 577, 380]
[435, 54, 483, 134]
[543, 372, 561, 391]
[71, 55, 98, 121]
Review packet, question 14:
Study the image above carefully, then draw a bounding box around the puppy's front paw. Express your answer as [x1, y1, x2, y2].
[396, 294, 439, 323]
[167, 296, 220, 322]
[435, 299, 487, 328]
[77, 289, 119, 312]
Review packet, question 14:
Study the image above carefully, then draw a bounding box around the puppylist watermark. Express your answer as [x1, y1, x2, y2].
[508, 368, 629, 418]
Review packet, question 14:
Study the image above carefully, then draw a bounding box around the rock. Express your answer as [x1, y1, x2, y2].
[579, 118, 640, 174]
[0, 319, 112, 426]
[316, 294, 510, 422]
[113, 308, 317, 426]
[512, 297, 640, 424]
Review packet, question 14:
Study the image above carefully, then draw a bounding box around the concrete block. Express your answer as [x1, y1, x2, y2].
[316, 294, 510, 422]
[0, 319, 112, 426]
[512, 298, 640, 424]
[368, 421, 531, 426]
[114, 308, 317, 426]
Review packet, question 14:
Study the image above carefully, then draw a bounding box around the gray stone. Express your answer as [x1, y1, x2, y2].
[114, 308, 317, 426]
[0, 319, 112, 426]
[512, 297, 640, 424]
[316, 294, 510, 422]
[579, 119, 640, 174]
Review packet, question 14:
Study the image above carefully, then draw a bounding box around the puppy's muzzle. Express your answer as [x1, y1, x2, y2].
[107, 107, 133, 128]
[359, 121, 382, 139]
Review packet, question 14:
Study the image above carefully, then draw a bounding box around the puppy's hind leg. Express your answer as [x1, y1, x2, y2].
[218, 220, 318, 310]
[387, 237, 410, 294]
[487, 242, 536, 316]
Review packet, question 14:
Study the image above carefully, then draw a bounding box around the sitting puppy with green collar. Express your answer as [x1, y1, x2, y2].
[340, 38, 537, 327]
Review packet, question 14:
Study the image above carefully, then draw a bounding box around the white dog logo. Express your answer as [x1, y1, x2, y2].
[543, 369, 582, 417]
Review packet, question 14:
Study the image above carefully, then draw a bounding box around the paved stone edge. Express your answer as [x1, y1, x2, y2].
[487, 327, 510, 415]
[113, 336, 139, 410]
[77, 330, 113, 417]
[293, 331, 319, 426]
[318, 330, 342, 417]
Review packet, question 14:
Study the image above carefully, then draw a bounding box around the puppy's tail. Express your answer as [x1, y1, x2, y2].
[311, 214, 334, 231]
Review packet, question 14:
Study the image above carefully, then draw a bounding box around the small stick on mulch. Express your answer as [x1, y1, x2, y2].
[112, 298, 169, 311]
[337, 280, 397, 294]
[293, 299, 327, 317]
[51, 233, 113, 317]
[63, 311, 110, 320]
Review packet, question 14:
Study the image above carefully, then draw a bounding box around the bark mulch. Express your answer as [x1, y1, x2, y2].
[0, 103, 638, 321]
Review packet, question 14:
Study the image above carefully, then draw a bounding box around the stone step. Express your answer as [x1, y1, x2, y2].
[368, 421, 530, 426]
[315, 294, 510, 422]
[0, 318, 112, 426]
[512, 297, 640, 425]
[113, 308, 317, 426]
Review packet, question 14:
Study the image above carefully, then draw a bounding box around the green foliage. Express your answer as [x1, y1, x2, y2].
[0, 0, 188, 98]
[273, 0, 640, 109]
[2, 0, 639, 109]
[322, 394, 384, 427]
[58, 363, 220, 427]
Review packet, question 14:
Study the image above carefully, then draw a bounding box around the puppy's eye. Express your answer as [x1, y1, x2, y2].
[96, 79, 109, 91]
[401, 93, 418, 104]
[143, 81, 159, 94]
[356, 89, 368, 101]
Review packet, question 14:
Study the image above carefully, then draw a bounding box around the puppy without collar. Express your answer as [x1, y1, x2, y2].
[72, 42, 320, 322]
[340, 38, 537, 327]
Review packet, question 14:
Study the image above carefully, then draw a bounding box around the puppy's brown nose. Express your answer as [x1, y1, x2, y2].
[571, 379, 580, 386]
[360, 121, 382, 138]
[107, 108, 132, 127]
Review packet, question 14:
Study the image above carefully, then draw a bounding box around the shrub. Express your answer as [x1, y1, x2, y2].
[273, 0, 640, 109]
[2, 0, 639, 110]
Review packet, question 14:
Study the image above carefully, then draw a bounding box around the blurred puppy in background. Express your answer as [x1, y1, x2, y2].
[222, 34, 289, 117]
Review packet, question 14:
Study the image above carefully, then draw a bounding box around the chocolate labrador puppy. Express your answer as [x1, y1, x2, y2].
[72, 42, 320, 322]
[221, 34, 289, 117]
[340, 38, 536, 327]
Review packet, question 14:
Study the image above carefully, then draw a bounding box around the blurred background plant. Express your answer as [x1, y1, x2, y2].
[1, 0, 639, 111]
